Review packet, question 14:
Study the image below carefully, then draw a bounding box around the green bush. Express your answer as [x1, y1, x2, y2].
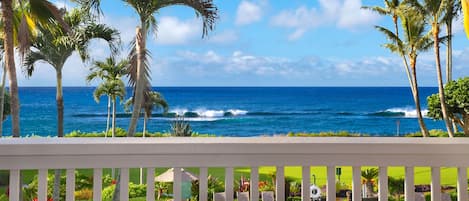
[102, 185, 115, 200]
[101, 183, 147, 200]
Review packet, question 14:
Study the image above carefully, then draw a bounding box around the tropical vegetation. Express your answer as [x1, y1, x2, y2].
[427, 77, 469, 135]
[124, 91, 169, 136]
[88, 57, 128, 137]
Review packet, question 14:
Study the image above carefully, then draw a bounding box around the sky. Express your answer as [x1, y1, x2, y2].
[15, 0, 469, 86]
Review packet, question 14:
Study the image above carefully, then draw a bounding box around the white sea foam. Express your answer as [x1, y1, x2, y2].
[195, 109, 225, 117]
[386, 107, 428, 118]
[169, 108, 248, 117]
[228, 109, 248, 115]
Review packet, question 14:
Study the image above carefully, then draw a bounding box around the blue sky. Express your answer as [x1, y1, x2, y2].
[18, 0, 469, 86]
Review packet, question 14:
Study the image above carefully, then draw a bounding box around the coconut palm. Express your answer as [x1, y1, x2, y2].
[124, 91, 169, 136]
[93, 78, 126, 137]
[444, 0, 461, 83]
[376, 6, 432, 137]
[363, 1, 416, 95]
[77, 0, 218, 137]
[409, 0, 455, 137]
[1, 0, 68, 137]
[24, 8, 119, 138]
[24, 9, 119, 200]
[87, 57, 129, 137]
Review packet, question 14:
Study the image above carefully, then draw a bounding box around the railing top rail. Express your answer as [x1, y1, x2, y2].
[1, 137, 469, 168]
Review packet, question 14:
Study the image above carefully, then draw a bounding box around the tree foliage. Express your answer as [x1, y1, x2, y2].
[427, 77, 469, 135]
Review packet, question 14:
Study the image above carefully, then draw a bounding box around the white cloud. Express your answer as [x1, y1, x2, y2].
[271, 0, 380, 40]
[236, 1, 264, 26]
[156, 17, 202, 45]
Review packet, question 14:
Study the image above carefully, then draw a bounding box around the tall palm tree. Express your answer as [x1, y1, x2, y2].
[124, 91, 169, 136]
[87, 57, 129, 137]
[1, 0, 68, 137]
[93, 78, 126, 137]
[78, 0, 218, 137]
[409, 0, 455, 137]
[376, 6, 432, 137]
[444, 0, 461, 83]
[24, 8, 119, 138]
[364, 0, 416, 95]
[24, 8, 119, 200]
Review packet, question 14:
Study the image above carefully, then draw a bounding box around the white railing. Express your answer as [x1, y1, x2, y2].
[1, 137, 469, 201]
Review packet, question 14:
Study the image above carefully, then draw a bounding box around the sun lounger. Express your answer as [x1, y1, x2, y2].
[214, 192, 226, 201]
[237, 192, 250, 201]
[261, 191, 274, 201]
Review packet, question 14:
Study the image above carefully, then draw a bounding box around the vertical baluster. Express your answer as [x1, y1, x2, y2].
[225, 167, 234, 201]
[276, 166, 285, 201]
[199, 167, 208, 201]
[38, 169, 48, 201]
[431, 167, 441, 201]
[120, 168, 129, 201]
[378, 166, 388, 201]
[251, 166, 259, 201]
[66, 169, 75, 201]
[352, 166, 361, 201]
[9, 169, 20, 201]
[327, 166, 336, 201]
[93, 168, 102, 201]
[146, 168, 155, 201]
[457, 167, 468, 201]
[301, 165, 310, 201]
[174, 167, 182, 201]
[405, 167, 415, 201]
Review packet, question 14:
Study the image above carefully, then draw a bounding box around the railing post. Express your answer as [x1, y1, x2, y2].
[301, 165, 310, 201]
[405, 166, 415, 201]
[146, 167, 155, 201]
[327, 166, 336, 201]
[174, 167, 182, 201]
[251, 166, 259, 201]
[276, 166, 285, 201]
[225, 167, 234, 201]
[66, 169, 75, 201]
[93, 168, 102, 201]
[378, 166, 388, 201]
[199, 167, 208, 201]
[457, 167, 468, 201]
[431, 167, 441, 201]
[9, 169, 20, 201]
[38, 169, 48, 201]
[120, 168, 129, 201]
[352, 166, 361, 201]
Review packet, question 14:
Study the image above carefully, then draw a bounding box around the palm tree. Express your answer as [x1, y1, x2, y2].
[1, 0, 68, 137]
[361, 168, 379, 198]
[124, 91, 169, 136]
[24, 8, 119, 138]
[88, 57, 129, 137]
[93, 79, 126, 137]
[78, 0, 218, 137]
[444, 0, 461, 83]
[409, 0, 455, 137]
[23, 8, 119, 200]
[376, 6, 432, 137]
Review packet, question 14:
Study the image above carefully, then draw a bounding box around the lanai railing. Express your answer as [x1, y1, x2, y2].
[0, 137, 468, 201]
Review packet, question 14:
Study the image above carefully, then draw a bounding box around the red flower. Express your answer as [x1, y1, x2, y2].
[112, 180, 117, 185]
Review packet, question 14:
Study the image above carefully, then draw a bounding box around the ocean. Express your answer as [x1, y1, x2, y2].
[2, 87, 445, 137]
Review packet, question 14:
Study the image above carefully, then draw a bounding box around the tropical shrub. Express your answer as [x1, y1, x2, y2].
[171, 117, 193, 137]
[192, 175, 224, 201]
[74, 188, 93, 200]
[427, 77, 469, 136]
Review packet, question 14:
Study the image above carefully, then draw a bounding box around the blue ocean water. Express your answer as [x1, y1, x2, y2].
[2, 87, 445, 137]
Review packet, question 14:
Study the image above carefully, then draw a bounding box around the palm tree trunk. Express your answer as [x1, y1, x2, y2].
[446, 20, 453, 83]
[143, 113, 147, 137]
[106, 96, 111, 137]
[54, 69, 64, 201]
[0, 64, 7, 136]
[56, 70, 64, 137]
[394, 17, 416, 95]
[433, 27, 455, 137]
[2, 0, 20, 137]
[128, 26, 147, 137]
[463, 114, 469, 136]
[410, 58, 429, 137]
[112, 96, 116, 138]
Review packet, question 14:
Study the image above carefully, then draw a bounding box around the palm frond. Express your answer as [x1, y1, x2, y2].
[156, 0, 219, 38]
[23, 51, 47, 77]
[29, 0, 70, 31]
